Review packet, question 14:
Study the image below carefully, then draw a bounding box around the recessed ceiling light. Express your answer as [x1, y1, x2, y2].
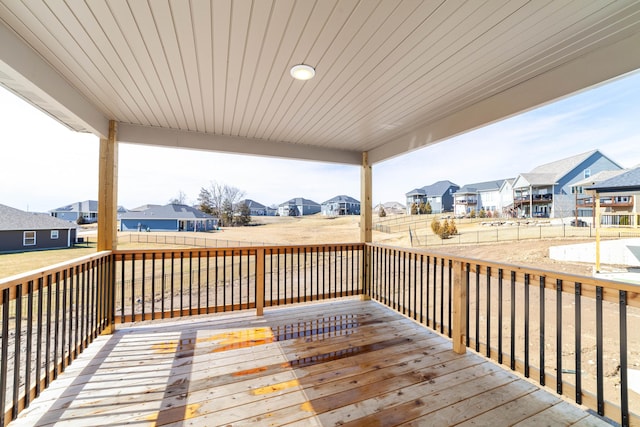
[290, 64, 315, 80]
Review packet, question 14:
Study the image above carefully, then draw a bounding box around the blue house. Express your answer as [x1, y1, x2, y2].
[406, 180, 459, 214]
[277, 198, 321, 217]
[512, 149, 622, 218]
[50, 200, 99, 223]
[119, 204, 218, 232]
[321, 195, 360, 216]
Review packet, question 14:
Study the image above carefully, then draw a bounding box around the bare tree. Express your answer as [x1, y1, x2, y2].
[169, 190, 188, 205]
[197, 181, 246, 226]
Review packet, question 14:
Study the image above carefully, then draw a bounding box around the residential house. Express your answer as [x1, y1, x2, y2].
[405, 180, 459, 214]
[0, 204, 78, 253]
[237, 199, 275, 216]
[374, 202, 406, 216]
[453, 179, 511, 217]
[119, 204, 218, 232]
[570, 169, 628, 221]
[321, 195, 360, 216]
[512, 149, 622, 218]
[50, 200, 99, 223]
[499, 179, 516, 217]
[277, 198, 321, 217]
[585, 166, 640, 227]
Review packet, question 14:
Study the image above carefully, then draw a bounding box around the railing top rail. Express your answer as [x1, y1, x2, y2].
[113, 242, 365, 256]
[0, 250, 113, 291]
[366, 242, 639, 294]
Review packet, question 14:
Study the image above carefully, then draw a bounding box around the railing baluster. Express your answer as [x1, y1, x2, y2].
[161, 253, 166, 318]
[439, 258, 444, 333]
[425, 256, 430, 326]
[171, 252, 175, 316]
[1, 288, 9, 427]
[556, 279, 562, 394]
[25, 281, 34, 408]
[12, 284, 22, 419]
[475, 265, 480, 353]
[205, 251, 209, 313]
[297, 248, 301, 303]
[596, 286, 604, 415]
[448, 260, 452, 338]
[498, 269, 503, 364]
[465, 263, 470, 348]
[45, 274, 52, 387]
[575, 282, 582, 405]
[510, 271, 516, 371]
[402, 251, 406, 315]
[151, 253, 156, 318]
[486, 267, 491, 358]
[620, 290, 629, 427]
[524, 273, 530, 378]
[54, 272, 60, 379]
[141, 253, 146, 320]
[540, 275, 545, 386]
[61, 271, 67, 371]
[131, 254, 136, 320]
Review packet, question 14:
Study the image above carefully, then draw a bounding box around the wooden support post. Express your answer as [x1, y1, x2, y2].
[595, 192, 601, 273]
[256, 248, 265, 316]
[98, 120, 118, 252]
[98, 120, 117, 334]
[452, 261, 468, 354]
[360, 152, 372, 300]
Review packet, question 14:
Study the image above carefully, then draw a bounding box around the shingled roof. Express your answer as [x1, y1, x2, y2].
[119, 204, 215, 220]
[529, 149, 621, 181]
[587, 166, 640, 192]
[0, 204, 78, 231]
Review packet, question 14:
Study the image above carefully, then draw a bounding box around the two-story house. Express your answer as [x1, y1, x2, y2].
[453, 179, 512, 217]
[321, 195, 360, 216]
[277, 198, 321, 217]
[512, 149, 622, 218]
[405, 180, 459, 214]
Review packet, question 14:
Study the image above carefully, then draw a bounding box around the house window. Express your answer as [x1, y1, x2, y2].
[23, 231, 36, 246]
[584, 169, 591, 178]
[51, 230, 59, 239]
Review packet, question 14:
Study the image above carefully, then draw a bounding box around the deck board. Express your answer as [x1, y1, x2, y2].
[9, 299, 611, 427]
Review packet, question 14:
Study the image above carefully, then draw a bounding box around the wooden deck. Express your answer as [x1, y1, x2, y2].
[9, 299, 610, 427]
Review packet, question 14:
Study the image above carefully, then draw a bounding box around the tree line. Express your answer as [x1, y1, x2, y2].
[170, 182, 251, 227]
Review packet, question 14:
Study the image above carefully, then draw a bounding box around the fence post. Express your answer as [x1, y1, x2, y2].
[452, 261, 467, 354]
[256, 248, 265, 316]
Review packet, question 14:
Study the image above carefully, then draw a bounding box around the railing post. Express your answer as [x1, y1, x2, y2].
[360, 244, 371, 300]
[256, 248, 265, 316]
[103, 253, 116, 334]
[452, 261, 467, 354]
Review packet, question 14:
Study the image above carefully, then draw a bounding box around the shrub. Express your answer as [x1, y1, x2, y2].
[425, 201, 432, 214]
[470, 209, 476, 218]
[479, 208, 486, 218]
[379, 206, 387, 217]
[76, 216, 86, 225]
[446, 218, 458, 235]
[430, 217, 441, 235]
[411, 203, 418, 215]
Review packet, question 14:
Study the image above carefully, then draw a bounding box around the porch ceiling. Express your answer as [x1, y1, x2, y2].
[1, 1, 640, 165]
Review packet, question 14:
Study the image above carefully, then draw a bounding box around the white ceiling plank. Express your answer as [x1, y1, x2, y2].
[0, 12, 108, 136]
[260, 0, 379, 142]
[105, 0, 179, 129]
[368, 29, 640, 164]
[250, 0, 354, 140]
[236, 0, 296, 137]
[149, 1, 197, 130]
[190, 0, 214, 133]
[230, 0, 274, 136]
[222, 0, 252, 135]
[128, 0, 189, 129]
[244, 0, 325, 139]
[211, 0, 232, 133]
[1, 0, 640, 164]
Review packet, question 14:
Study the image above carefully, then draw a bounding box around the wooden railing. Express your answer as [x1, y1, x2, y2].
[366, 243, 639, 427]
[0, 252, 114, 426]
[113, 244, 364, 322]
[1, 242, 638, 426]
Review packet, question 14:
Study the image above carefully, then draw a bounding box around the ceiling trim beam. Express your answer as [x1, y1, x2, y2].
[117, 123, 362, 165]
[0, 20, 109, 138]
[369, 30, 640, 165]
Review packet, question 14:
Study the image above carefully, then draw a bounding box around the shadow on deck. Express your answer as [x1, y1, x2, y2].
[9, 299, 609, 426]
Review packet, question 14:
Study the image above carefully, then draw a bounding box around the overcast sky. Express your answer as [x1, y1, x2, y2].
[1, 70, 639, 213]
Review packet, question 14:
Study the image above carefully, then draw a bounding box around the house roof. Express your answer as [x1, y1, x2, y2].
[571, 169, 628, 187]
[513, 173, 558, 188]
[239, 199, 267, 210]
[1, 3, 638, 165]
[119, 204, 215, 220]
[50, 200, 98, 213]
[0, 204, 79, 231]
[279, 198, 320, 207]
[529, 149, 621, 181]
[456, 179, 507, 194]
[322, 195, 360, 205]
[587, 166, 640, 192]
[406, 180, 459, 197]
